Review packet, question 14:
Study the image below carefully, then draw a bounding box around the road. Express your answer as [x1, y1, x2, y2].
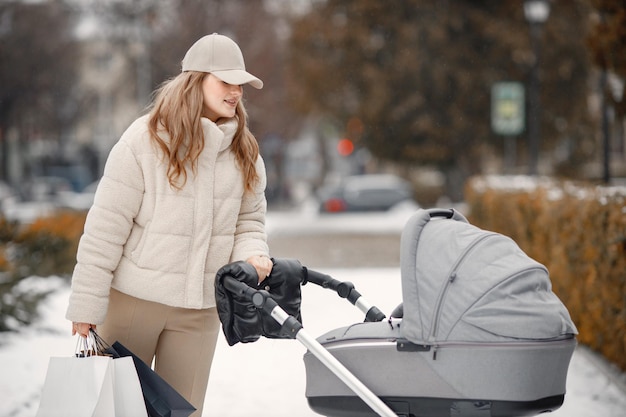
[269, 232, 402, 268]
[265, 205, 414, 269]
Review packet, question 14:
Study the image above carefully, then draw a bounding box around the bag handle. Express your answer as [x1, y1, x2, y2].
[91, 329, 113, 355]
[75, 329, 112, 357]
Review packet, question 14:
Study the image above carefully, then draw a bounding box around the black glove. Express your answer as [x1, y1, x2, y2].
[258, 258, 303, 338]
[214, 258, 306, 345]
[215, 261, 262, 346]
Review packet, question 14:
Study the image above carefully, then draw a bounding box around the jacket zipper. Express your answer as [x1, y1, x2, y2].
[428, 232, 499, 358]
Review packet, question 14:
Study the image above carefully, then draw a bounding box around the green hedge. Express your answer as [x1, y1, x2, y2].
[465, 175, 626, 372]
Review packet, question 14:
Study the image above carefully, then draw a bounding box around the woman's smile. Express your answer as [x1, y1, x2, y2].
[202, 74, 243, 121]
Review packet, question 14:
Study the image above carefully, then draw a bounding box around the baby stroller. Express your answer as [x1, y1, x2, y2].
[215, 208, 578, 417]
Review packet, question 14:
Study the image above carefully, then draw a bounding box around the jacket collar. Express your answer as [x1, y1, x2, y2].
[202, 117, 238, 152]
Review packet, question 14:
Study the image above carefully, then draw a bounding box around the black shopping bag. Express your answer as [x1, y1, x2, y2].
[107, 341, 196, 417]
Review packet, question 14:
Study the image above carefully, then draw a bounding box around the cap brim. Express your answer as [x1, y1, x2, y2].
[212, 69, 263, 89]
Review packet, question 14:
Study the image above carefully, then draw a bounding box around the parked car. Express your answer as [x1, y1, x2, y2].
[317, 174, 415, 213]
[0, 181, 18, 215]
[2, 177, 97, 223]
[2, 177, 73, 223]
[21, 176, 74, 202]
[56, 180, 100, 211]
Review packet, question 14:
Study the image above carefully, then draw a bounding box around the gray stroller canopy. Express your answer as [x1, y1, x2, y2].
[400, 209, 578, 344]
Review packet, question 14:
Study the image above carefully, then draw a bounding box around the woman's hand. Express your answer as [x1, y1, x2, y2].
[72, 322, 96, 338]
[246, 255, 273, 284]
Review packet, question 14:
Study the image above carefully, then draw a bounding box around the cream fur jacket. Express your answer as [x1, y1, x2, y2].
[66, 114, 269, 325]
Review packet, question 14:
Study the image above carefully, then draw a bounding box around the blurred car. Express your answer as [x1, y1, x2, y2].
[2, 178, 99, 223]
[2, 177, 73, 223]
[0, 181, 18, 216]
[22, 176, 74, 202]
[56, 179, 100, 211]
[317, 174, 414, 213]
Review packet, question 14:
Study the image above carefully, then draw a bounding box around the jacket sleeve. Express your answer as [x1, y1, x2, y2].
[230, 156, 270, 262]
[66, 137, 145, 324]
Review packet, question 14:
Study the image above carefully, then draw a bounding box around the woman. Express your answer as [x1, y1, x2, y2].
[66, 33, 273, 416]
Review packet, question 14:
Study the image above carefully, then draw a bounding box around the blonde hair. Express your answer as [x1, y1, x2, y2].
[147, 71, 260, 192]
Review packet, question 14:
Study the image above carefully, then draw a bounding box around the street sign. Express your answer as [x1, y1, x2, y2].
[491, 82, 525, 136]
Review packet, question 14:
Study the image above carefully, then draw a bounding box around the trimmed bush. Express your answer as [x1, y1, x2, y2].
[465, 175, 626, 372]
[0, 211, 86, 331]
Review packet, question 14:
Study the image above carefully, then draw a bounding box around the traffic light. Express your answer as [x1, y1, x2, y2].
[337, 138, 354, 156]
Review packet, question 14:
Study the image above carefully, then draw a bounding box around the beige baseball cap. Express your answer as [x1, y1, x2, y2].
[181, 33, 263, 89]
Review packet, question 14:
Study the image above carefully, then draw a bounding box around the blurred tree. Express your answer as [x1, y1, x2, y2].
[0, 212, 86, 332]
[587, 0, 626, 119]
[586, 0, 626, 183]
[0, 0, 79, 182]
[287, 0, 595, 200]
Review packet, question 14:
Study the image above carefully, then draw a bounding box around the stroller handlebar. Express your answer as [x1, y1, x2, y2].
[305, 267, 386, 322]
[217, 259, 386, 324]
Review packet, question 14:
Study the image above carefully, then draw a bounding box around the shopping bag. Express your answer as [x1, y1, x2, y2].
[36, 354, 115, 417]
[87, 329, 149, 416]
[113, 356, 149, 417]
[108, 341, 196, 417]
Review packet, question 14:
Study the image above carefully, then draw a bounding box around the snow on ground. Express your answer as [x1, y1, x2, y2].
[2, 205, 625, 416]
[2, 268, 626, 417]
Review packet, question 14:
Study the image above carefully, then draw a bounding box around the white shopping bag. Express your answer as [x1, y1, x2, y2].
[36, 355, 115, 417]
[113, 356, 148, 417]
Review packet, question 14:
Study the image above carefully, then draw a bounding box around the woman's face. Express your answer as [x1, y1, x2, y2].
[201, 74, 243, 122]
